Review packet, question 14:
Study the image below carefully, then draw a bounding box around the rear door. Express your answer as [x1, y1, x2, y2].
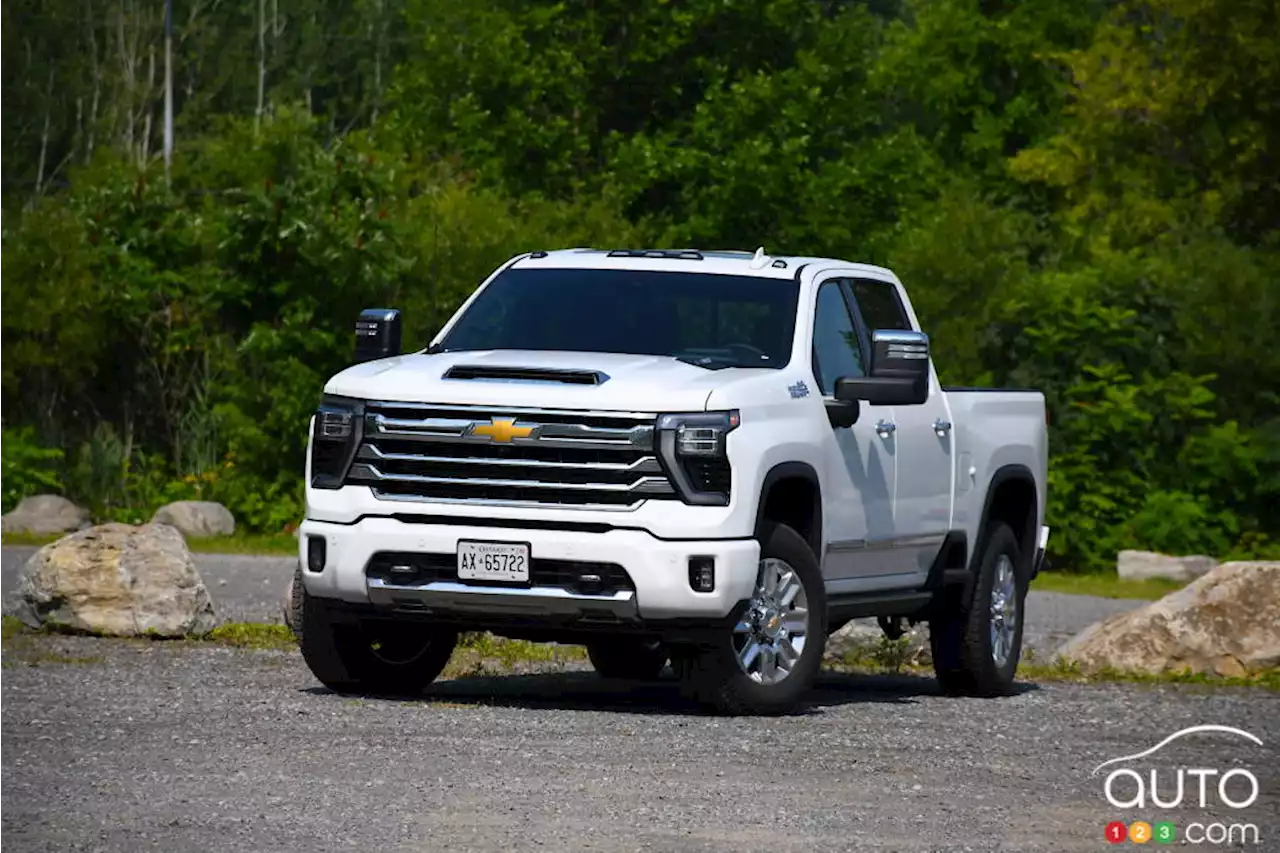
[809, 276, 898, 583]
[847, 276, 954, 577]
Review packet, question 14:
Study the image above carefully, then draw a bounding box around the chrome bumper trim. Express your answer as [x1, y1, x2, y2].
[366, 578, 638, 619]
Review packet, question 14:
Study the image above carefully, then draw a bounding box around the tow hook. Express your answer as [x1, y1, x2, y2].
[877, 615, 906, 641]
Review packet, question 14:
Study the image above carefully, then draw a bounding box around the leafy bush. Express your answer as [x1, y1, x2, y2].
[1, 428, 64, 512]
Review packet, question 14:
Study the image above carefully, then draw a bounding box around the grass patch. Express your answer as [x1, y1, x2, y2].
[0, 532, 63, 548]
[445, 632, 587, 678]
[1016, 651, 1280, 691]
[1032, 571, 1186, 600]
[185, 533, 298, 556]
[206, 622, 296, 650]
[825, 641, 1279, 691]
[2, 530, 298, 556]
[2, 615, 24, 642]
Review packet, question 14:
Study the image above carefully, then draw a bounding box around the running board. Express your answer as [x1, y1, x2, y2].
[826, 590, 934, 621]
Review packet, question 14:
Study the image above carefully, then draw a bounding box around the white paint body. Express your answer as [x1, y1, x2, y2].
[301, 251, 1048, 623]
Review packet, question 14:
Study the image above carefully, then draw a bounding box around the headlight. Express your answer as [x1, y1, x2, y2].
[310, 395, 364, 489]
[656, 411, 739, 506]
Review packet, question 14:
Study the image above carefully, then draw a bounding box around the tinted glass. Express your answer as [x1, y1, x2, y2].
[811, 280, 865, 393]
[850, 278, 911, 331]
[438, 268, 799, 369]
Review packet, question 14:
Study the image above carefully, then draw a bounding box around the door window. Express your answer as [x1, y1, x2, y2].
[849, 279, 911, 332]
[811, 280, 866, 394]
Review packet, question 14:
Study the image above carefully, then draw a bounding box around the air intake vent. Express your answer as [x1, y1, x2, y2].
[443, 365, 609, 386]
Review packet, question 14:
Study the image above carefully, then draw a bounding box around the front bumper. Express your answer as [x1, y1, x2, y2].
[298, 516, 760, 623]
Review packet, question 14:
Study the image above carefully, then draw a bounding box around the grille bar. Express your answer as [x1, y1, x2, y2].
[357, 443, 664, 473]
[348, 463, 675, 495]
[367, 413, 653, 450]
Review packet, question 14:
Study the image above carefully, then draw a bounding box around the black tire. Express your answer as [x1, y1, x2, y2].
[929, 521, 1026, 697]
[297, 580, 457, 696]
[586, 638, 669, 681]
[675, 522, 827, 715]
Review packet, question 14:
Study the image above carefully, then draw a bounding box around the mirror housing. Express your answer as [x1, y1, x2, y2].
[354, 308, 402, 364]
[833, 329, 930, 406]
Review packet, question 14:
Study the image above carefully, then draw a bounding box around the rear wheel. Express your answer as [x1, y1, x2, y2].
[298, 582, 457, 696]
[675, 522, 826, 715]
[586, 638, 669, 681]
[929, 521, 1025, 697]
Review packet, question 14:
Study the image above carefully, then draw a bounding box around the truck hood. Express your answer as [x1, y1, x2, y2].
[324, 349, 767, 412]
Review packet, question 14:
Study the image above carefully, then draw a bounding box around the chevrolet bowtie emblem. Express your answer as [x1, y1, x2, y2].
[470, 418, 535, 443]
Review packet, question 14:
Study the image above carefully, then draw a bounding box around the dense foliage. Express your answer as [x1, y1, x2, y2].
[3, 0, 1277, 570]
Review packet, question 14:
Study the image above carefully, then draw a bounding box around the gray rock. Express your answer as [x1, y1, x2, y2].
[825, 617, 931, 667]
[1117, 549, 1217, 582]
[151, 500, 236, 537]
[8, 522, 217, 637]
[1057, 561, 1280, 677]
[1, 494, 91, 536]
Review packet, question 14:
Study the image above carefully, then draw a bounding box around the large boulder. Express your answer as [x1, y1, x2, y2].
[1117, 549, 1218, 582]
[1, 494, 91, 536]
[1057, 562, 1280, 677]
[8, 523, 217, 637]
[151, 500, 236, 537]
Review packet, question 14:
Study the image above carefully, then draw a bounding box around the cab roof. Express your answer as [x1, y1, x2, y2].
[510, 247, 896, 282]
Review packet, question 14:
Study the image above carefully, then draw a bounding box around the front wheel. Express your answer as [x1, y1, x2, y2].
[675, 522, 827, 715]
[929, 521, 1026, 697]
[298, 582, 457, 696]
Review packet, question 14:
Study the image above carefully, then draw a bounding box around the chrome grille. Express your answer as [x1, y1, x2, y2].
[346, 403, 676, 509]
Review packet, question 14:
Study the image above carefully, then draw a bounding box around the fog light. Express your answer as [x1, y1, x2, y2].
[688, 556, 715, 592]
[306, 535, 327, 573]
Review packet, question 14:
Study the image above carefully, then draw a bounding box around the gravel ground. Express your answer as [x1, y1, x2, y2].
[3, 633, 1278, 852]
[5, 546, 1277, 851]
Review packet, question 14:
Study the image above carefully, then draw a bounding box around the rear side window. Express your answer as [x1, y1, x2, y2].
[850, 279, 911, 331]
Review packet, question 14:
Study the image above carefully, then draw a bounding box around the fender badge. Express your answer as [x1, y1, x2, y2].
[787, 381, 810, 399]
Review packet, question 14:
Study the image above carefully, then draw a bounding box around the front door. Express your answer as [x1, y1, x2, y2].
[810, 277, 899, 585]
[848, 277, 953, 578]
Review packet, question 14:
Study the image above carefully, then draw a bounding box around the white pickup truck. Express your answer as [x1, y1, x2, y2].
[295, 248, 1049, 714]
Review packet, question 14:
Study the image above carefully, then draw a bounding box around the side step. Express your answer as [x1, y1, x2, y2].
[827, 590, 934, 622]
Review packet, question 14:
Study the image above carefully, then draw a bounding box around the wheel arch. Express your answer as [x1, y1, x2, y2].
[974, 464, 1038, 574]
[754, 462, 823, 558]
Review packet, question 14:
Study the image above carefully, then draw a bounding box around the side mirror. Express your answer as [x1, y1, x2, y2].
[834, 329, 930, 406]
[354, 308, 402, 364]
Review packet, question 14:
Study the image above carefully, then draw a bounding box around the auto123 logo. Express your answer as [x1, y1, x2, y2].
[1093, 725, 1266, 846]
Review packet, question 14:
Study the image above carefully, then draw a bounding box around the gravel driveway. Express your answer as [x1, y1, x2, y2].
[4, 547, 1277, 852]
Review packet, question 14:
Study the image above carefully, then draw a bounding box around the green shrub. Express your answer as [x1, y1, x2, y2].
[1, 428, 64, 512]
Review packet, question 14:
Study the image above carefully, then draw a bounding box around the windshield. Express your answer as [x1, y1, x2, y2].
[436, 268, 798, 369]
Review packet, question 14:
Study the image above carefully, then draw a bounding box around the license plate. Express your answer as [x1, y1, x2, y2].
[456, 540, 530, 583]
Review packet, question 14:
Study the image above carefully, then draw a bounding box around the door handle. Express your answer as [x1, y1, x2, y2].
[933, 419, 952, 437]
[875, 420, 896, 439]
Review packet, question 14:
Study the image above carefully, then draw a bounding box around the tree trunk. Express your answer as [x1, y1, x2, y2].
[255, 0, 266, 131]
[34, 71, 55, 198]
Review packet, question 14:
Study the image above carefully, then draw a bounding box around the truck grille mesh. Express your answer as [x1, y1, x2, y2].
[345, 403, 677, 509]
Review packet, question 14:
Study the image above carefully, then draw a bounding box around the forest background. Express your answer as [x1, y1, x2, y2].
[3, 0, 1277, 572]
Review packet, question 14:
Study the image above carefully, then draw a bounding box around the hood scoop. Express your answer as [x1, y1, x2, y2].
[443, 364, 610, 386]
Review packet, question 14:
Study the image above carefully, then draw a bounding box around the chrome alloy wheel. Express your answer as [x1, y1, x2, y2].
[989, 554, 1019, 668]
[733, 557, 809, 685]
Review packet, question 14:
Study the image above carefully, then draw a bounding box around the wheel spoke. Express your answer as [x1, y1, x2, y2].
[778, 573, 800, 607]
[763, 563, 779, 596]
[783, 608, 808, 634]
[777, 637, 800, 666]
[734, 619, 753, 634]
[740, 641, 762, 670]
[759, 648, 778, 683]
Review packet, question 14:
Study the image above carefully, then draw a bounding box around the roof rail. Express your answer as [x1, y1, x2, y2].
[606, 249, 705, 260]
